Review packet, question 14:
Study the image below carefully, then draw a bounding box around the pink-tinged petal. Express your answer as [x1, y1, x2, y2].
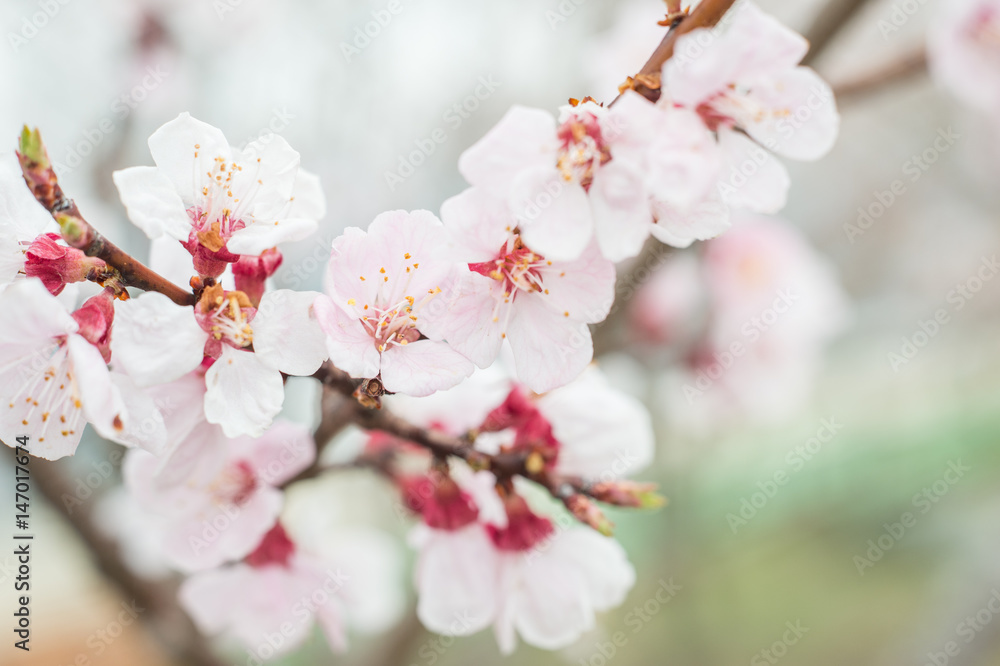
[538, 367, 654, 479]
[314, 295, 382, 379]
[289, 169, 327, 220]
[440, 188, 515, 262]
[651, 195, 731, 247]
[742, 68, 839, 161]
[111, 292, 207, 387]
[226, 217, 318, 256]
[151, 420, 230, 491]
[645, 109, 722, 210]
[716, 129, 790, 213]
[536, 242, 616, 324]
[364, 209, 456, 298]
[164, 486, 283, 571]
[458, 106, 559, 191]
[236, 419, 315, 486]
[506, 297, 593, 393]
[589, 160, 653, 262]
[509, 552, 592, 650]
[722, 2, 808, 81]
[68, 334, 126, 443]
[929, 0, 1000, 112]
[415, 526, 499, 636]
[664, 26, 746, 108]
[112, 166, 192, 240]
[416, 272, 504, 369]
[548, 527, 636, 610]
[316, 602, 348, 653]
[104, 372, 168, 455]
[509, 166, 593, 261]
[204, 347, 284, 438]
[379, 339, 474, 397]
[604, 91, 665, 161]
[178, 565, 252, 635]
[144, 370, 209, 462]
[252, 290, 328, 376]
[148, 112, 232, 206]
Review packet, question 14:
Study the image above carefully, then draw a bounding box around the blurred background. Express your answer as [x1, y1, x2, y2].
[3, 0, 1000, 664]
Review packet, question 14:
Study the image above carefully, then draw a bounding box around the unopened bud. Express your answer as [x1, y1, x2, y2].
[24, 233, 108, 295]
[566, 494, 614, 536]
[233, 248, 283, 307]
[589, 480, 666, 509]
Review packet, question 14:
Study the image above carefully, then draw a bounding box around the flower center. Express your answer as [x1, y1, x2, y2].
[469, 236, 551, 328]
[196, 285, 255, 349]
[556, 111, 611, 190]
[213, 459, 258, 508]
[245, 523, 296, 568]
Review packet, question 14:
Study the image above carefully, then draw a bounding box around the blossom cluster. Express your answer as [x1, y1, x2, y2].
[0, 1, 840, 660]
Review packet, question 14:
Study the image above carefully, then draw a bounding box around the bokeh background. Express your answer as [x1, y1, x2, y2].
[3, 0, 1000, 664]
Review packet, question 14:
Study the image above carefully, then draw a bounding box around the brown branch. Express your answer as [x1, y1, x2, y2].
[830, 46, 928, 103]
[31, 458, 225, 666]
[17, 127, 196, 307]
[801, 0, 877, 67]
[615, 0, 740, 103]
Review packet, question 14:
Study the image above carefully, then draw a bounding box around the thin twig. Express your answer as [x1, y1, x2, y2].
[17, 127, 196, 306]
[831, 46, 928, 103]
[801, 0, 877, 67]
[614, 0, 740, 103]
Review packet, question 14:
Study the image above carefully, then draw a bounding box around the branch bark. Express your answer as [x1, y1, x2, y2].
[830, 46, 928, 103]
[801, 0, 877, 67]
[18, 127, 196, 306]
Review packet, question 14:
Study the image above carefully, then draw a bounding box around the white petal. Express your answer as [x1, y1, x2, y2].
[379, 339, 474, 397]
[252, 290, 328, 376]
[651, 195, 731, 247]
[458, 106, 559, 191]
[236, 419, 315, 486]
[416, 271, 504, 369]
[69, 334, 126, 443]
[536, 243, 616, 324]
[111, 292, 207, 387]
[415, 526, 499, 636]
[716, 130, 790, 213]
[112, 166, 191, 240]
[440, 188, 514, 262]
[742, 68, 839, 161]
[226, 217, 318, 256]
[590, 160, 653, 262]
[506, 298, 593, 393]
[289, 168, 327, 220]
[204, 347, 284, 438]
[314, 295, 381, 379]
[103, 372, 168, 455]
[510, 167, 593, 261]
[148, 113, 232, 206]
[549, 527, 636, 610]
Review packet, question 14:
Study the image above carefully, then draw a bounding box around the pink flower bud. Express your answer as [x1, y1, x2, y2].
[71, 290, 116, 363]
[401, 471, 479, 531]
[233, 248, 283, 307]
[565, 494, 614, 536]
[24, 233, 107, 296]
[245, 523, 296, 569]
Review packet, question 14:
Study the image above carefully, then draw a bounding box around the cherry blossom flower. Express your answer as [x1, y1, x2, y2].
[314, 209, 474, 397]
[123, 418, 314, 571]
[180, 507, 404, 657]
[411, 488, 635, 654]
[0, 279, 168, 459]
[112, 112, 325, 276]
[111, 286, 328, 437]
[664, 2, 839, 163]
[418, 188, 615, 393]
[928, 0, 1000, 113]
